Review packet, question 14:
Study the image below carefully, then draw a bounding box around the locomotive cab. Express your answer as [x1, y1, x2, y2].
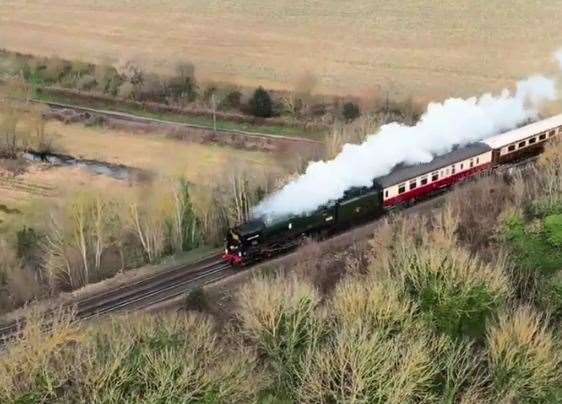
[223, 219, 265, 266]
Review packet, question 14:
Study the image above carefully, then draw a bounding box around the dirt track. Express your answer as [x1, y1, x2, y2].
[42, 101, 323, 154]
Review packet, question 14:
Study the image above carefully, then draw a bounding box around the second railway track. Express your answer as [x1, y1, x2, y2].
[0, 255, 231, 346]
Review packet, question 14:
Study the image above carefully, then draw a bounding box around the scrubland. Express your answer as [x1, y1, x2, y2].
[2, 140, 560, 402]
[0, 77, 292, 315]
[2, 1, 562, 100]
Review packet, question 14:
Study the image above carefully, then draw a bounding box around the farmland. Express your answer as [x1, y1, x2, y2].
[1, 1, 562, 101]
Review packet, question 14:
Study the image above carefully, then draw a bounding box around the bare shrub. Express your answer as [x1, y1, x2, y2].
[330, 275, 416, 333]
[487, 306, 561, 402]
[237, 275, 323, 392]
[298, 327, 438, 403]
[39, 56, 71, 83]
[78, 313, 261, 403]
[76, 74, 97, 91]
[0, 308, 81, 402]
[447, 176, 515, 252]
[0, 238, 41, 311]
[1, 311, 262, 402]
[324, 114, 379, 159]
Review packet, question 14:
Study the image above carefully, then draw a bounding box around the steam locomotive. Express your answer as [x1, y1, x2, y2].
[224, 114, 562, 266]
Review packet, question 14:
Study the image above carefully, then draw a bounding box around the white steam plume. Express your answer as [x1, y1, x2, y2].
[253, 75, 557, 222]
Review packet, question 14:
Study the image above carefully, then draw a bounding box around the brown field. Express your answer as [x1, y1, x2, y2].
[1, 1, 562, 101]
[44, 120, 279, 181]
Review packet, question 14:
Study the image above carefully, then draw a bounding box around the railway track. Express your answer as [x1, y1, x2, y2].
[0, 254, 231, 346]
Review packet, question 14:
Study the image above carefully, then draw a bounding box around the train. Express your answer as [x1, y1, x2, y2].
[224, 114, 562, 266]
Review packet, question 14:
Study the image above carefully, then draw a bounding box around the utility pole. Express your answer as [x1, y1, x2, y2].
[211, 93, 217, 134]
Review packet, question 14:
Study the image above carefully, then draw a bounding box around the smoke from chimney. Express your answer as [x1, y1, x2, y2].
[253, 53, 560, 223]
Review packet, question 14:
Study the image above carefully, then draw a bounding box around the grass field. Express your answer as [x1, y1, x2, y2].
[1, 1, 562, 101]
[45, 120, 280, 182]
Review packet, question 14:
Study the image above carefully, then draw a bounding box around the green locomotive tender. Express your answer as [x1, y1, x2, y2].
[224, 184, 383, 265]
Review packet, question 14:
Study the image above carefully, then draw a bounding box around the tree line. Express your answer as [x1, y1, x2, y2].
[0, 49, 378, 125]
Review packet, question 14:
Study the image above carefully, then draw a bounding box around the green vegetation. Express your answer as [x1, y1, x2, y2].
[249, 87, 273, 118]
[504, 214, 562, 275]
[342, 101, 361, 122]
[185, 286, 209, 312]
[0, 49, 331, 139]
[33, 89, 324, 139]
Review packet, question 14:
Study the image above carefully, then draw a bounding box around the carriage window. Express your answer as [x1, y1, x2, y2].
[385, 190, 389, 198]
[451, 165, 456, 174]
[549, 130, 555, 137]
[476, 157, 479, 164]
[398, 184, 406, 194]
[508, 145, 516, 152]
[432, 172, 439, 181]
[518, 141, 526, 148]
[539, 134, 546, 140]
[529, 137, 536, 144]
[460, 163, 464, 170]
[469, 159, 474, 168]
[420, 176, 428, 185]
[409, 180, 417, 190]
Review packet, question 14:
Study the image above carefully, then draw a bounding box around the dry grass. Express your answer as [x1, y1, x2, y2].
[2, 1, 562, 100]
[0, 164, 133, 240]
[487, 306, 561, 402]
[44, 120, 279, 184]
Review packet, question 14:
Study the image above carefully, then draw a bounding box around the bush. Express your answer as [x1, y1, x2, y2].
[298, 327, 438, 403]
[185, 286, 209, 312]
[0, 312, 262, 402]
[330, 275, 415, 333]
[370, 214, 510, 340]
[220, 89, 242, 110]
[39, 57, 71, 83]
[134, 72, 165, 102]
[503, 213, 562, 275]
[487, 307, 561, 402]
[166, 62, 198, 102]
[94, 64, 123, 95]
[0, 309, 80, 402]
[342, 101, 361, 122]
[76, 74, 97, 91]
[237, 275, 322, 393]
[400, 246, 509, 339]
[249, 86, 273, 118]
